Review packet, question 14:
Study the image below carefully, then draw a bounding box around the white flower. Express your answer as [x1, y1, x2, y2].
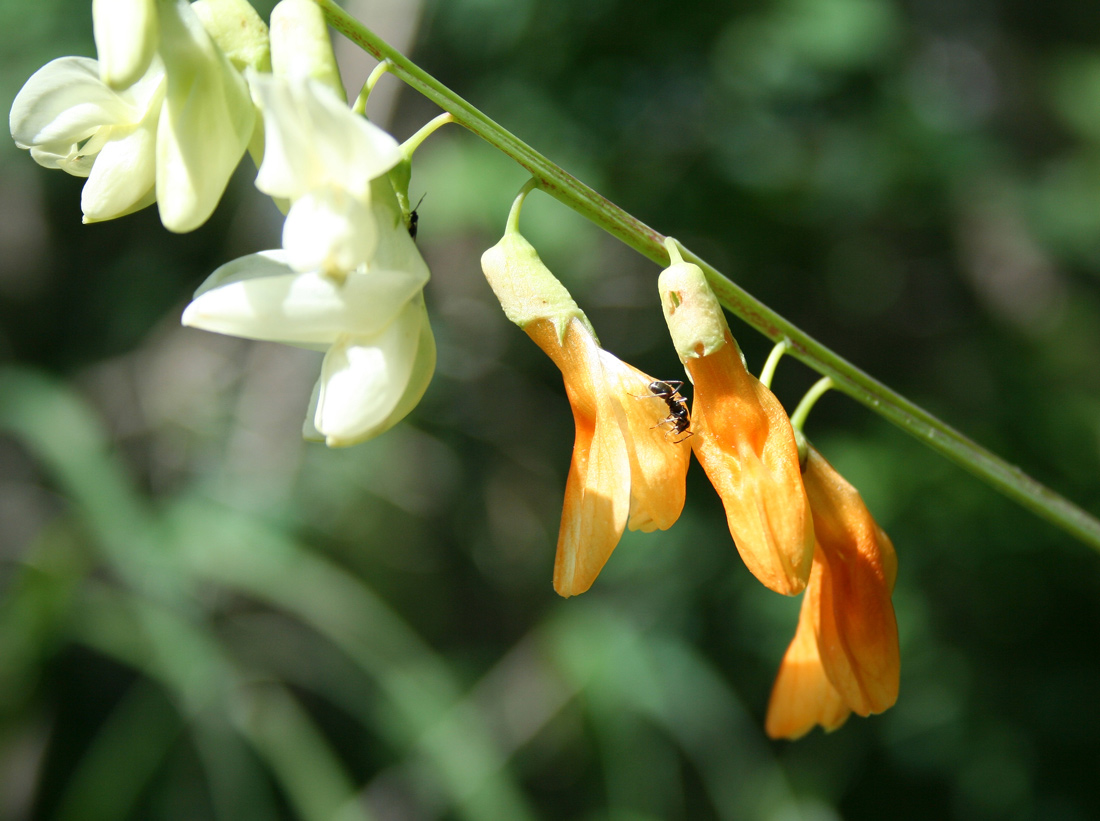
[10, 56, 164, 221]
[9, 0, 255, 232]
[182, 180, 435, 446]
[248, 71, 402, 275]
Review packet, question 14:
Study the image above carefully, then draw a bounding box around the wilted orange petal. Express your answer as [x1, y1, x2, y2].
[527, 318, 631, 597]
[804, 447, 899, 716]
[686, 337, 813, 595]
[766, 564, 851, 739]
[599, 352, 691, 533]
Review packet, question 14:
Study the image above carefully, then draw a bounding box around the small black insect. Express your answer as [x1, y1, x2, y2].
[645, 379, 692, 442]
[407, 193, 426, 240]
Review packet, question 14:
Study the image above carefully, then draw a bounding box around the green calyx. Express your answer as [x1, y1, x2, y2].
[658, 238, 730, 362]
[480, 181, 596, 345]
[481, 231, 595, 345]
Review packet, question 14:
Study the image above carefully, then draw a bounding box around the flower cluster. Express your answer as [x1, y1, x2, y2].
[483, 212, 900, 736]
[11, 0, 436, 446]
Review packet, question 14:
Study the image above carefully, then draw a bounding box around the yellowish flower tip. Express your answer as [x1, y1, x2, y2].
[93, 0, 159, 90]
[657, 241, 729, 363]
[480, 187, 596, 345]
[192, 0, 271, 73]
[270, 0, 344, 99]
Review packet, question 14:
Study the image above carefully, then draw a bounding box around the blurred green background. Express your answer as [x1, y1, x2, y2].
[3, 0, 1100, 818]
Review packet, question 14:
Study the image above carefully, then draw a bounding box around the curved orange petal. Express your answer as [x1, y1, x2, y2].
[600, 352, 691, 533]
[686, 337, 813, 595]
[527, 318, 631, 597]
[766, 559, 851, 739]
[804, 448, 899, 715]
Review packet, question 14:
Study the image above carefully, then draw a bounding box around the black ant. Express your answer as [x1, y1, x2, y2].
[407, 193, 426, 240]
[643, 380, 692, 443]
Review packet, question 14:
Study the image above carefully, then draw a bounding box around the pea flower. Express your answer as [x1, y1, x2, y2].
[765, 446, 900, 739]
[10, 56, 164, 222]
[481, 195, 691, 597]
[658, 240, 814, 595]
[182, 177, 435, 447]
[9, 0, 258, 232]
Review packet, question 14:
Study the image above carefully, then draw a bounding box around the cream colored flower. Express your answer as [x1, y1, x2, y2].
[183, 179, 435, 447]
[10, 0, 257, 233]
[248, 72, 402, 276]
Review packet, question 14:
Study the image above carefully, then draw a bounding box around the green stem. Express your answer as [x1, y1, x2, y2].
[353, 58, 391, 116]
[401, 112, 456, 158]
[507, 178, 539, 234]
[313, 0, 1100, 554]
[758, 339, 790, 391]
[790, 377, 834, 433]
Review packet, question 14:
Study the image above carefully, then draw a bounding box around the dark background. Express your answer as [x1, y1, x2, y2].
[2, 0, 1100, 818]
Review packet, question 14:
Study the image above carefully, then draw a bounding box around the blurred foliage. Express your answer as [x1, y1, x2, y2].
[3, 0, 1100, 819]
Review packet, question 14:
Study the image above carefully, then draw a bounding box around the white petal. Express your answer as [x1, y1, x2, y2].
[269, 0, 342, 95]
[250, 72, 400, 200]
[282, 187, 377, 274]
[181, 251, 426, 344]
[352, 295, 436, 442]
[28, 143, 95, 176]
[80, 114, 157, 220]
[10, 57, 135, 151]
[155, 0, 254, 232]
[93, 0, 159, 90]
[314, 298, 424, 446]
[191, 0, 271, 74]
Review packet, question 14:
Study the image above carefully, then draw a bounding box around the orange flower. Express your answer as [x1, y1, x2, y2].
[765, 447, 900, 739]
[658, 246, 813, 595]
[482, 209, 690, 597]
[525, 316, 691, 596]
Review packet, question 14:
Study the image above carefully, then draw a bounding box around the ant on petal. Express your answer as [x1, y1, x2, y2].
[643, 379, 692, 443]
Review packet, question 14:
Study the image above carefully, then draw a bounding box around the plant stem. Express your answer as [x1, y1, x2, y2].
[313, 0, 1100, 553]
[790, 377, 835, 434]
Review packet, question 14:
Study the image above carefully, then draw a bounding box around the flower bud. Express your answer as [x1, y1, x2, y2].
[156, 0, 254, 232]
[270, 0, 345, 100]
[93, 0, 159, 90]
[192, 0, 271, 73]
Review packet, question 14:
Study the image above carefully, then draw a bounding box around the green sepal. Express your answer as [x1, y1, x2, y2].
[658, 260, 731, 362]
[481, 229, 597, 345]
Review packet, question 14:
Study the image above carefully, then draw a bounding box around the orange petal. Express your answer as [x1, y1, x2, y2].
[687, 338, 814, 595]
[766, 563, 851, 739]
[803, 448, 900, 715]
[528, 318, 631, 597]
[599, 352, 691, 533]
